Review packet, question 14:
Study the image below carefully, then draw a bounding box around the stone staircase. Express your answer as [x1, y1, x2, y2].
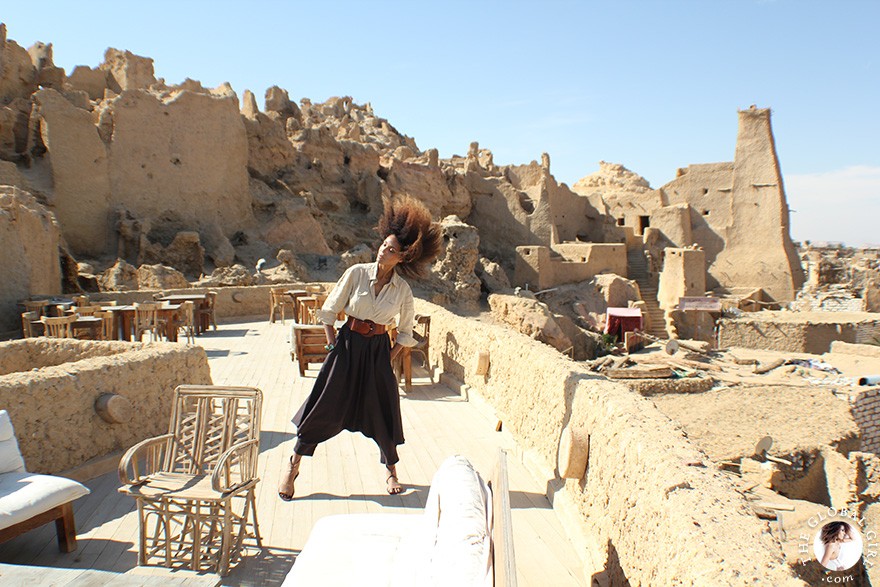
[627, 248, 667, 339]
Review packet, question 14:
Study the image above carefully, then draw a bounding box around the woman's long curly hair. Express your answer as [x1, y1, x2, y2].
[821, 521, 853, 545]
[377, 195, 442, 280]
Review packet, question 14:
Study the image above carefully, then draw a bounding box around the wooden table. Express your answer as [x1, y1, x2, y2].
[158, 294, 208, 334]
[101, 305, 182, 342]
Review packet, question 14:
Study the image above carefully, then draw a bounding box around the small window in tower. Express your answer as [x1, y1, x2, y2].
[702, 188, 709, 195]
[617, 217, 625, 226]
[702, 209, 710, 216]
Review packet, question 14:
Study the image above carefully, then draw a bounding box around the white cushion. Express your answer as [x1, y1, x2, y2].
[281, 455, 493, 587]
[423, 455, 493, 587]
[0, 472, 90, 530]
[282, 513, 423, 587]
[0, 410, 25, 475]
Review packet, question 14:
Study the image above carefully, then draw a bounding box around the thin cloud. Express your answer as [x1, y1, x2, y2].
[786, 165, 880, 247]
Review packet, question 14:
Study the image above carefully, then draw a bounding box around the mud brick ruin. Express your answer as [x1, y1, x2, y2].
[4, 22, 880, 585]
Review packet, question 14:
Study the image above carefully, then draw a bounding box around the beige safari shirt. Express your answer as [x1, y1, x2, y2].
[316, 262, 416, 347]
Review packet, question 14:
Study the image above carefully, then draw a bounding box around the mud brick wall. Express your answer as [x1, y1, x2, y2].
[0, 338, 211, 473]
[416, 299, 805, 586]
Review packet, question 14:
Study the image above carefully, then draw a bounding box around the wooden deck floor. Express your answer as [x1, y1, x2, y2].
[0, 317, 585, 586]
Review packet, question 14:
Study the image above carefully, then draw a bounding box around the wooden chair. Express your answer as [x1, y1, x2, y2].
[411, 314, 432, 377]
[21, 311, 39, 338]
[118, 385, 263, 575]
[201, 291, 218, 332]
[297, 295, 327, 325]
[133, 302, 163, 342]
[20, 299, 50, 316]
[393, 315, 433, 392]
[95, 310, 116, 341]
[292, 324, 331, 376]
[72, 295, 90, 307]
[177, 301, 196, 344]
[71, 305, 102, 316]
[269, 288, 293, 324]
[40, 315, 76, 338]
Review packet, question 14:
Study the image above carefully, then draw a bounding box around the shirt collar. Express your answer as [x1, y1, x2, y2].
[369, 262, 401, 287]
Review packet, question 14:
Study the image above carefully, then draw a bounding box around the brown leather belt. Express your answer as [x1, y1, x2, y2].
[346, 316, 387, 337]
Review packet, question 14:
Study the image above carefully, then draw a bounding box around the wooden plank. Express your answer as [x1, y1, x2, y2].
[492, 450, 517, 587]
[606, 366, 674, 379]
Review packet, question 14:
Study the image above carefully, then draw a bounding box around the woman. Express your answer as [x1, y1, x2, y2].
[279, 196, 441, 500]
[819, 521, 859, 571]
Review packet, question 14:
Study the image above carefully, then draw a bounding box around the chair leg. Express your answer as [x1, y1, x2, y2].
[219, 501, 232, 575]
[249, 490, 262, 548]
[137, 500, 148, 566]
[55, 502, 77, 553]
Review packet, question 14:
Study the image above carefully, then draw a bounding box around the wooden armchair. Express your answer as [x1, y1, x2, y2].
[40, 315, 76, 338]
[118, 385, 263, 575]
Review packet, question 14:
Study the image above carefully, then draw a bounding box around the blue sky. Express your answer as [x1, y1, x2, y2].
[3, 0, 878, 246]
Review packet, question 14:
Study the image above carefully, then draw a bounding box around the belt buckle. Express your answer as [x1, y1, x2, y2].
[364, 320, 375, 334]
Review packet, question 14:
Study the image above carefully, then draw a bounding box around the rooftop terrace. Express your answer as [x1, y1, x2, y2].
[0, 316, 584, 585]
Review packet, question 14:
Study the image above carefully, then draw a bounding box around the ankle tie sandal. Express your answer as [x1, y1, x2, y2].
[385, 468, 402, 495]
[278, 456, 300, 502]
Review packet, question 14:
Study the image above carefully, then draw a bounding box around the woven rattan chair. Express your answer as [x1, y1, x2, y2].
[40, 315, 76, 338]
[118, 385, 263, 575]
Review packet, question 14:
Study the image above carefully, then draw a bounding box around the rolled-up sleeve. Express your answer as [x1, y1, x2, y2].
[316, 265, 357, 325]
[393, 288, 417, 347]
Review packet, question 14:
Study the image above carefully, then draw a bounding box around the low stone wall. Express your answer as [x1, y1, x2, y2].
[0, 338, 211, 473]
[416, 299, 803, 586]
[718, 311, 880, 354]
[0, 338, 133, 375]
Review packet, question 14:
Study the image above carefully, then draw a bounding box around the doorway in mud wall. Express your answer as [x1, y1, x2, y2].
[637, 215, 650, 235]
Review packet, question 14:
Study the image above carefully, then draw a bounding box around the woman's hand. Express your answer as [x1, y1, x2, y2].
[323, 324, 336, 347]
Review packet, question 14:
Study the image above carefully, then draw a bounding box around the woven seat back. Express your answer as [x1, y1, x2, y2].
[165, 385, 262, 475]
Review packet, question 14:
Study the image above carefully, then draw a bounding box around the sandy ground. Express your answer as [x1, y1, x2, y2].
[651, 384, 858, 461]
